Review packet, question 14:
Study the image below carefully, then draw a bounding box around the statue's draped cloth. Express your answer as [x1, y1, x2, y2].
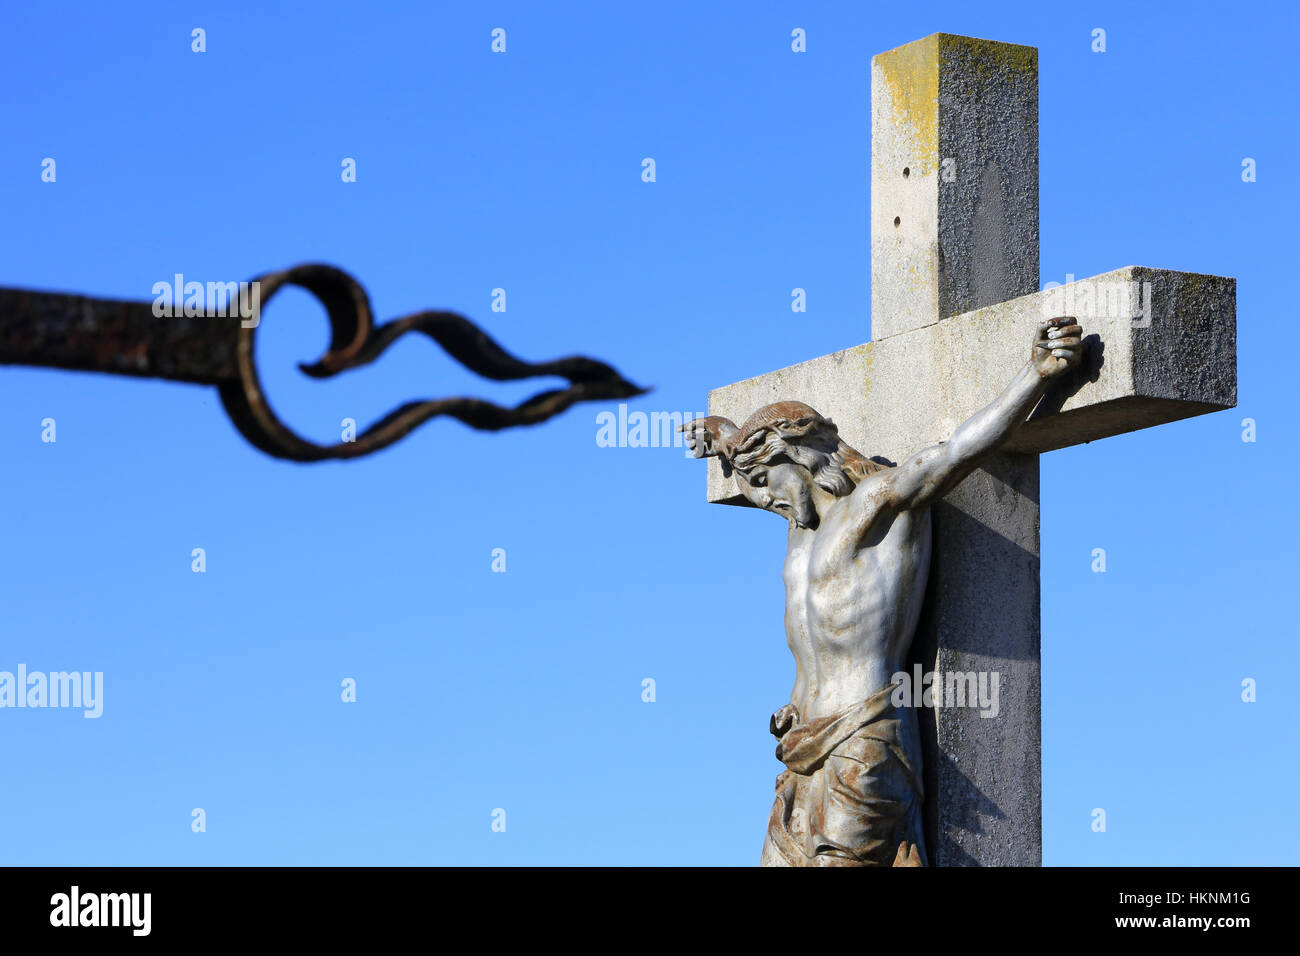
[761, 683, 926, 866]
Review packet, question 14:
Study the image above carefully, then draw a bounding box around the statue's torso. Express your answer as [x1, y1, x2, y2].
[783, 496, 932, 721]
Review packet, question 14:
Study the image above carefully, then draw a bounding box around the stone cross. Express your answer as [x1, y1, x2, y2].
[704, 33, 1236, 865]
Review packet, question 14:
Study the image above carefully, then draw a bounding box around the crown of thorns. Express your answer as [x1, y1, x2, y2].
[730, 401, 838, 457]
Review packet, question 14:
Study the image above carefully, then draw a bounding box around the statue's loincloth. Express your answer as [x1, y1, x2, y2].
[761, 684, 926, 867]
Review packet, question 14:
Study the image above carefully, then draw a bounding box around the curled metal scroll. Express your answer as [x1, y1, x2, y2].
[1, 263, 648, 462]
[219, 264, 649, 460]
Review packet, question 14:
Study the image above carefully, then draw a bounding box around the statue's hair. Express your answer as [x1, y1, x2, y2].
[728, 401, 888, 497]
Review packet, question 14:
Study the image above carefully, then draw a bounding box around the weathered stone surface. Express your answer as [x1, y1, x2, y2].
[707, 267, 1236, 504]
[914, 451, 1040, 866]
[872, 34, 1039, 340]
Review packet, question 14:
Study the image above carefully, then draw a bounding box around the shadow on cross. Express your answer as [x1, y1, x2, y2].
[922, 749, 1009, 868]
[907, 452, 1043, 865]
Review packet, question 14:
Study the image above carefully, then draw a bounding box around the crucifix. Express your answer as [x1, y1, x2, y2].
[684, 33, 1236, 866]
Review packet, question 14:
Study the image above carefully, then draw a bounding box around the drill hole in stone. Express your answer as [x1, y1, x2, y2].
[893, 216, 901, 227]
[902, 166, 910, 178]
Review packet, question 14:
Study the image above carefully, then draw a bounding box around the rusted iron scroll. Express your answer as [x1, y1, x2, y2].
[0, 263, 646, 461]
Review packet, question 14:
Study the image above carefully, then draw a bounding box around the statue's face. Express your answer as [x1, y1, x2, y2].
[742, 460, 818, 528]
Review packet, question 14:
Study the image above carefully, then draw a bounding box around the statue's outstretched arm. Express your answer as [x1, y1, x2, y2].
[682, 415, 778, 510]
[883, 318, 1084, 512]
[682, 416, 739, 467]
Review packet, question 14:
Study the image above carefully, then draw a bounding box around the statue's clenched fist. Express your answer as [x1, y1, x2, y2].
[681, 416, 738, 459]
[1032, 316, 1084, 379]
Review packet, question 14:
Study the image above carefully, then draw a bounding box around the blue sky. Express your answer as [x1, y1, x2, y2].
[1, 0, 1295, 865]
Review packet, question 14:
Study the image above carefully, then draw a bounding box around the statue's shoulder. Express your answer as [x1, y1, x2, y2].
[847, 465, 894, 501]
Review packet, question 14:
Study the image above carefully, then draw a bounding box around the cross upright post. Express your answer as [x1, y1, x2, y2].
[703, 33, 1236, 866]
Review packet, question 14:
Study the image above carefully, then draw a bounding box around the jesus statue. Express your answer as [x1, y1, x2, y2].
[682, 317, 1084, 866]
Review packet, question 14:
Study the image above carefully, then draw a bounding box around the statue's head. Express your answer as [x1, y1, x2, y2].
[726, 402, 885, 528]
